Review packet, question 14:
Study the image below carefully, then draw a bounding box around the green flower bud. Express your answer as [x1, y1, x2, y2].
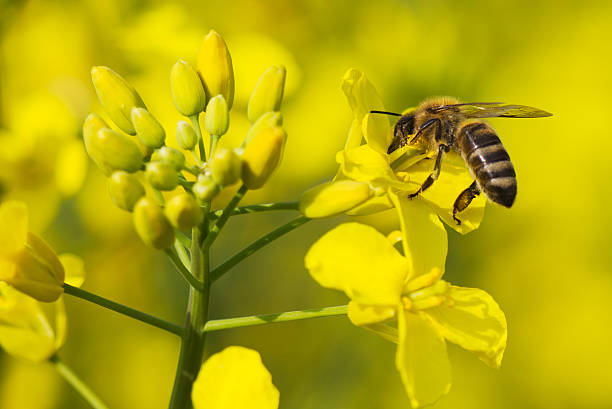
[193, 174, 219, 202]
[243, 111, 283, 146]
[151, 146, 185, 171]
[108, 171, 146, 211]
[197, 30, 234, 109]
[93, 128, 144, 173]
[91, 66, 146, 135]
[176, 120, 198, 150]
[210, 148, 241, 187]
[204, 95, 229, 136]
[145, 161, 178, 191]
[164, 193, 203, 230]
[299, 180, 373, 218]
[131, 107, 166, 149]
[171, 59, 207, 116]
[133, 197, 175, 249]
[83, 113, 112, 175]
[247, 65, 286, 123]
[240, 126, 286, 189]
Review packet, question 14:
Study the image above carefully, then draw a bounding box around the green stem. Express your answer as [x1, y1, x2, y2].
[62, 284, 183, 337]
[210, 134, 219, 156]
[202, 305, 348, 332]
[190, 115, 206, 162]
[165, 248, 204, 291]
[208, 201, 299, 220]
[50, 354, 109, 409]
[202, 184, 248, 249]
[211, 216, 310, 282]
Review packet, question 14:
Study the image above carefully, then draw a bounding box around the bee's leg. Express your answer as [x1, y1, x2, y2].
[408, 118, 439, 145]
[408, 143, 449, 199]
[452, 181, 481, 225]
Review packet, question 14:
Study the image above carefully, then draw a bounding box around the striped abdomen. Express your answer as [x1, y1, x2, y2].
[457, 122, 517, 207]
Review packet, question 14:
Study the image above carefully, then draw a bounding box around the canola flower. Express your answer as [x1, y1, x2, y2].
[305, 218, 507, 408]
[300, 68, 487, 235]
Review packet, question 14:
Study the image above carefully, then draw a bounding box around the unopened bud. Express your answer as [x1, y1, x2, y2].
[145, 162, 178, 191]
[247, 65, 286, 123]
[176, 121, 198, 150]
[243, 111, 283, 146]
[95, 128, 144, 173]
[133, 198, 175, 249]
[131, 107, 166, 148]
[108, 171, 146, 211]
[165, 193, 203, 230]
[83, 113, 112, 174]
[299, 180, 373, 218]
[171, 59, 207, 116]
[151, 146, 185, 171]
[197, 30, 234, 108]
[210, 148, 241, 187]
[240, 126, 286, 189]
[193, 174, 218, 202]
[204, 95, 229, 136]
[91, 66, 146, 135]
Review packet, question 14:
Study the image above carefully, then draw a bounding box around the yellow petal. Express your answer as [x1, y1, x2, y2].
[424, 285, 507, 368]
[305, 223, 409, 306]
[396, 308, 451, 408]
[338, 145, 411, 191]
[390, 193, 448, 279]
[0, 201, 28, 255]
[362, 112, 392, 156]
[299, 180, 373, 218]
[403, 152, 486, 234]
[58, 254, 85, 288]
[192, 346, 279, 409]
[363, 322, 399, 343]
[347, 301, 396, 326]
[344, 193, 394, 216]
[341, 69, 387, 149]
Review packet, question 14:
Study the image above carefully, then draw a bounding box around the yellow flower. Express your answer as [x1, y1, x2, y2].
[305, 218, 506, 408]
[192, 346, 279, 409]
[300, 69, 487, 234]
[0, 252, 85, 362]
[197, 30, 235, 109]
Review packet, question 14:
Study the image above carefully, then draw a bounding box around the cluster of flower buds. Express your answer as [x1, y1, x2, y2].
[83, 30, 288, 250]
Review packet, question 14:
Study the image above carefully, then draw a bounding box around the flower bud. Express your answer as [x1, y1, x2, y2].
[145, 161, 178, 191]
[243, 111, 283, 146]
[193, 174, 218, 202]
[91, 66, 146, 135]
[204, 95, 229, 136]
[210, 148, 241, 187]
[247, 65, 286, 123]
[176, 121, 198, 150]
[299, 180, 373, 218]
[133, 198, 175, 249]
[131, 107, 166, 148]
[108, 171, 146, 211]
[151, 146, 185, 171]
[165, 193, 203, 230]
[240, 126, 286, 189]
[83, 113, 112, 174]
[197, 30, 234, 108]
[171, 59, 207, 116]
[94, 128, 144, 173]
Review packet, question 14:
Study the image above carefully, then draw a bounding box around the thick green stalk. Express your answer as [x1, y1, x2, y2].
[62, 284, 183, 336]
[165, 248, 204, 291]
[50, 354, 109, 409]
[208, 201, 299, 219]
[202, 305, 348, 332]
[211, 216, 310, 282]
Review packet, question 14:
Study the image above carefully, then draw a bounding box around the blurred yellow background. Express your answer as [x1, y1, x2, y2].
[1, 0, 611, 408]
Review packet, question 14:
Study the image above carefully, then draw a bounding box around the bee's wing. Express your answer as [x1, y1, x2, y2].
[434, 102, 552, 118]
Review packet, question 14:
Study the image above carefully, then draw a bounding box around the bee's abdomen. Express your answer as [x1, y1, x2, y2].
[457, 122, 517, 208]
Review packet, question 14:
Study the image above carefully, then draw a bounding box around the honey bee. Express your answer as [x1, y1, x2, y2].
[372, 97, 552, 225]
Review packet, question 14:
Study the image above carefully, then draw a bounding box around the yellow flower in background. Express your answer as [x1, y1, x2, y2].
[192, 346, 279, 409]
[305, 219, 506, 408]
[300, 69, 487, 234]
[0, 201, 84, 303]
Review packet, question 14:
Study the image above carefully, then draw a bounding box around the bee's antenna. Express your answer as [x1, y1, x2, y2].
[370, 110, 401, 116]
